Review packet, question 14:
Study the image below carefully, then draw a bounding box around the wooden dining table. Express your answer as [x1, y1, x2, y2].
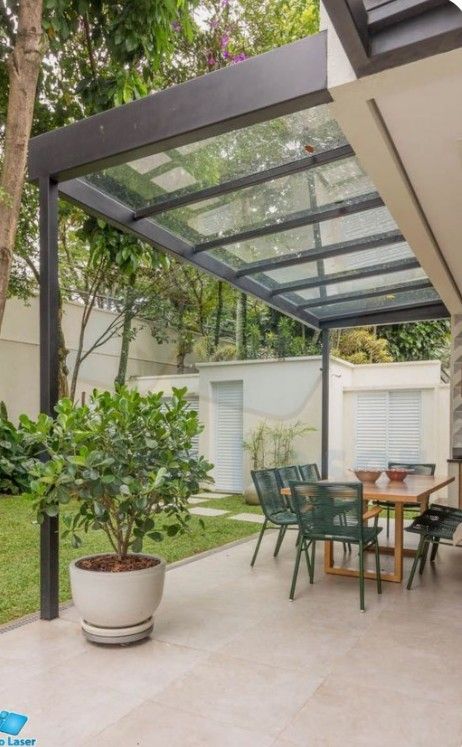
[281, 474, 454, 583]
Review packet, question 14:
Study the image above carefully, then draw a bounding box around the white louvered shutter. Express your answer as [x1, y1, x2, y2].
[355, 389, 422, 469]
[213, 381, 243, 492]
[186, 398, 200, 460]
[388, 390, 422, 464]
[356, 391, 388, 468]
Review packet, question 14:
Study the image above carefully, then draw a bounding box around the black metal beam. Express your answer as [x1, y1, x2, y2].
[235, 230, 403, 278]
[298, 278, 433, 309]
[193, 193, 384, 253]
[29, 33, 330, 182]
[321, 328, 330, 479]
[58, 178, 320, 329]
[133, 145, 354, 219]
[270, 257, 420, 297]
[39, 177, 60, 621]
[319, 301, 449, 329]
[318, 295, 440, 321]
[367, 0, 447, 33]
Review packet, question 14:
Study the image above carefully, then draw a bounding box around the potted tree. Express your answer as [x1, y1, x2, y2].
[26, 386, 212, 644]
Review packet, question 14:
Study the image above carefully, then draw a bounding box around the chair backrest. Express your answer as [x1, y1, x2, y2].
[276, 465, 301, 488]
[251, 468, 289, 519]
[388, 462, 436, 476]
[289, 481, 364, 541]
[298, 463, 321, 481]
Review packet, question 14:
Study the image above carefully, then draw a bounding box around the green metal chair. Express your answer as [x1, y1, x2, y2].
[406, 504, 462, 589]
[299, 463, 321, 481]
[289, 481, 382, 611]
[250, 468, 300, 567]
[378, 462, 436, 538]
[276, 465, 301, 488]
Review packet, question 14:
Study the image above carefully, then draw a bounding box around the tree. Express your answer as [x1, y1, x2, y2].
[331, 328, 393, 364]
[0, 0, 198, 333]
[378, 321, 450, 368]
[0, 0, 44, 330]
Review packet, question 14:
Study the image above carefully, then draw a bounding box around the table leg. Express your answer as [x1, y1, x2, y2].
[393, 502, 404, 582]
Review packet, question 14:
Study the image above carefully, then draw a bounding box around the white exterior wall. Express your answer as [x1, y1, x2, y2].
[134, 357, 450, 496]
[0, 296, 194, 420]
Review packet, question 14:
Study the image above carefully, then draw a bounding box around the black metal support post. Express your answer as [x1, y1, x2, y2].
[321, 328, 330, 480]
[39, 176, 60, 620]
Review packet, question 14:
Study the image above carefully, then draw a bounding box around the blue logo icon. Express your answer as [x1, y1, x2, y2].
[0, 711, 28, 736]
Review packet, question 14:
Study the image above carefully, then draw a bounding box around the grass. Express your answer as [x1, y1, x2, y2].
[0, 493, 262, 626]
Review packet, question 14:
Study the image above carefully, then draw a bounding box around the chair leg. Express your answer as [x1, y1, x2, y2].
[303, 538, 312, 576]
[273, 525, 287, 557]
[374, 541, 382, 595]
[250, 518, 268, 567]
[419, 539, 430, 575]
[359, 542, 365, 611]
[309, 540, 316, 583]
[289, 540, 304, 600]
[430, 538, 440, 562]
[386, 507, 390, 539]
[407, 535, 425, 590]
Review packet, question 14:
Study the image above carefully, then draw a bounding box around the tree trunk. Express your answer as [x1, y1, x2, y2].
[115, 287, 136, 388]
[213, 281, 223, 349]
[57, 291, 69, 398]
[236, 292, 247, 360]
[0, 1, 45, 332]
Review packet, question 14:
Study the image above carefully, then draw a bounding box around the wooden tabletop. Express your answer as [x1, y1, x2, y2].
[281, 474, 454, 505]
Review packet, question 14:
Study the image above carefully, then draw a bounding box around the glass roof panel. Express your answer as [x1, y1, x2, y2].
[84, 104, 346, 210]
[256, 241, 412, 288]
[293, 267, 428, 302]
[207, 206, 396, 269]
[309, 287, 440, 319]
[151, 156, 374, 244]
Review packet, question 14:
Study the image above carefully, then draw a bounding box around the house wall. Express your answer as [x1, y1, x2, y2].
[0, 296, 195, 421]
[133, 356, 450, 497]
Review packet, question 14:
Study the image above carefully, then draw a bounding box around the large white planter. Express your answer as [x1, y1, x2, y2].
[69, 553, 166, 644]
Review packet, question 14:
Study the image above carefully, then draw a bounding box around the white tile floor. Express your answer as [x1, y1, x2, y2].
[2, 523, 462, 746]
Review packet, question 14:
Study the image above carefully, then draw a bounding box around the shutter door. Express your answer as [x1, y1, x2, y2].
[213, 381, 243, 493]
[388, 390, 422, 464]
[356, 391, 388, 468]
[355, 389, 422, 468]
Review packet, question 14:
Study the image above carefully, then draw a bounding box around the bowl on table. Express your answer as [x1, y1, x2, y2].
[351, 469, 382, 484]
[385, 468, 413, 483]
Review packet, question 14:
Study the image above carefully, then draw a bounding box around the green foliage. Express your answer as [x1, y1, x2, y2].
[0, 403, 42, 495]
[378, 321, 450, 365]
[331, 328, 393, 364]
[25, 386, 213, 558]
[244, 420, 315, 469]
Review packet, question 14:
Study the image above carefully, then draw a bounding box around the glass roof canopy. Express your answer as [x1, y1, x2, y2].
[29, 33, 447, 331]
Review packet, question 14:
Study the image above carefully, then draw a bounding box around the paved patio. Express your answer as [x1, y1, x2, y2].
[1, 525, 462, 746]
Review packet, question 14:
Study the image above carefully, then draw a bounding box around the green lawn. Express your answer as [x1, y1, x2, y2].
[0, 493, 261, 625]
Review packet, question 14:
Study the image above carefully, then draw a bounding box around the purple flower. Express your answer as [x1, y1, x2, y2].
[171, 20, 181, 32]
[207, 53, 216, 66]
[221, 0, 229, 6]
[232, 52, 247, 63]
[223, 49, 230, 59]
[210, 18, 219, 29]
[220, 33, 229, 48]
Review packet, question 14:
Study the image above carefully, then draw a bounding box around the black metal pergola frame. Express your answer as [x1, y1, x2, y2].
[29, 30, 449, 619]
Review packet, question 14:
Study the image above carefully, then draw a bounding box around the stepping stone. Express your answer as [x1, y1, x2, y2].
[229, 513, 265, 524]
[189, 507, 229, 517]
[192, 492, 232, 500]
[188, 498, 208, 504]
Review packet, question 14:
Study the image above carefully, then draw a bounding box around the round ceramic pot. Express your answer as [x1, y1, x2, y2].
[69, 553, 166, 644]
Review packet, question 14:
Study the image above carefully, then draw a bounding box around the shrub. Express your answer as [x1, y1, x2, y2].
[26, 386, 213, 558]
[0, 402, 41, 495]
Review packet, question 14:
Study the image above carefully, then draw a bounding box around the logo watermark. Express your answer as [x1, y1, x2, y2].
[0, 711, 36, 745]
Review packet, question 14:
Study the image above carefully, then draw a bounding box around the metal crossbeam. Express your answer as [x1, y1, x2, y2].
[133, 144, 354, 219]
